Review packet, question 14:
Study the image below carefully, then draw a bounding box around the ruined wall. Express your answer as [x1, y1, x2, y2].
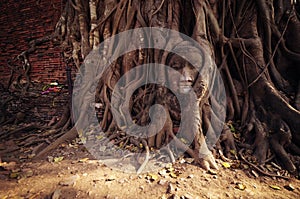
[0, 0, 66, 87]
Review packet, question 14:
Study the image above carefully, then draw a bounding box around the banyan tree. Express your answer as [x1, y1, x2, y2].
[9, 0, 300, 175]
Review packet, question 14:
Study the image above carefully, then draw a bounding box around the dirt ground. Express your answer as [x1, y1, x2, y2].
[0, 87, 299, 199]
[0, 141, 299, 199]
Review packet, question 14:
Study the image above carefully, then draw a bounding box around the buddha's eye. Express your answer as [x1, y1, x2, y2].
[172, 62, 182, 69]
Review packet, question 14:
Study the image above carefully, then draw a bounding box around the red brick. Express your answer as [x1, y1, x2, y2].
[0, 0, 71, 86]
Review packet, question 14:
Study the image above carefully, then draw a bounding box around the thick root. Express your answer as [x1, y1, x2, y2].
[34, 126, 78, 159]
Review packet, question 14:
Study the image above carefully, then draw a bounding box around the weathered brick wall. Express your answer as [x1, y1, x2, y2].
[0, 0, 67, 86]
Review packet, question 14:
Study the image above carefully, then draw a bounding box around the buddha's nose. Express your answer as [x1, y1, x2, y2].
[181, 70, 193, 82]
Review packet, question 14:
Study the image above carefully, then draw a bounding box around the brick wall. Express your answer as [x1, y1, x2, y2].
[0, 0, 68, 86]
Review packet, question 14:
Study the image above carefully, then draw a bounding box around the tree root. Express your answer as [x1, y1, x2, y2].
[270, 133, 297, 175]
[0, 124, 41, 140]
[217, 124, 237, 159]
[34, 126, 78, 159]
[239, 149, 290, 180]
[137, 139, 150, 174]
[5, 0, 299, 177]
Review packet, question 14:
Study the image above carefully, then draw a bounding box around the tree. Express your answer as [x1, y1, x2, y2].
[8, 0, 300, 175]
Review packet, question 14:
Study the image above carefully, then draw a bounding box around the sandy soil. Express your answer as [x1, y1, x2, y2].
[0, 143, 299, 199]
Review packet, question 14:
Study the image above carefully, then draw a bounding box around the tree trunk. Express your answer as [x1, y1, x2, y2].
[11, 0, 300, 175]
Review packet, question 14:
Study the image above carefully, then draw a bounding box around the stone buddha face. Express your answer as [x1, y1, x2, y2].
[168, 54, 198, 94]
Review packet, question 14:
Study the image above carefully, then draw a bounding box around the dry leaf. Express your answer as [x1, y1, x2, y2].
[0, 161, 16, 171]
[96, 135, 104, 140]
[221, 162, 231, 168]
[9, 172, 19, 179]
[165, 163, 173, 169]
[230, 150, 237, 155]
[269, 185, 281, 190]
[169, 172, 177, 178]
[54, 156, 64, 163]
[167, 167, 175, 172]
[159, 169, 167, 176]
[79, 158, 89, 163]
[235, 183, 246, 190]
[147, 173, 159, 181]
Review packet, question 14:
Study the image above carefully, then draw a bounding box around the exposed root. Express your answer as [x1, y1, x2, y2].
[270, 128, 297, 174]
[137, 139, 150, 174]
[0, 124, 41, 140]
[217, 124, 237, 159]
[3, 0, 299, 176]
[165, 146, 176, 163]
[239, 149, 290, 180]
[34, 126, 78, 159]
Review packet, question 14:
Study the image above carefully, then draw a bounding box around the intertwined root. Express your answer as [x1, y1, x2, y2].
[5, 0, 299, 176]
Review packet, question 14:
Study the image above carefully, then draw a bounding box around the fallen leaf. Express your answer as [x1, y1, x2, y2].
[266, 164, 274, 172]
[221, 162, 231, 168]
[79, 137, 87, 144]
[228, 123, 235, 132]
[119, 142, 124, 147]
[0, 162, 16, 171]
[169, 172, 177, 178]
[185, 158, 194, 164]
[230, 150, 237, 155]
[28, 154, 35, 159]
[235, 183, 246, 190]
[96, 135, 104, 140]
[165, 163, 173, 169]
[47, 156, 54, 162]
[20, 168, 34, 178]
[68, 143, 78, 149]
[147, 173, 159, 181]
[54, 156, 64, 163]
[270, 162, 282, 170]
[79, 158, 89, 163]
[9, 172, 19, 179]
[159, 169, 167, 176]
[167, 167, 175, 172]
[269, 185, 281, 190]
